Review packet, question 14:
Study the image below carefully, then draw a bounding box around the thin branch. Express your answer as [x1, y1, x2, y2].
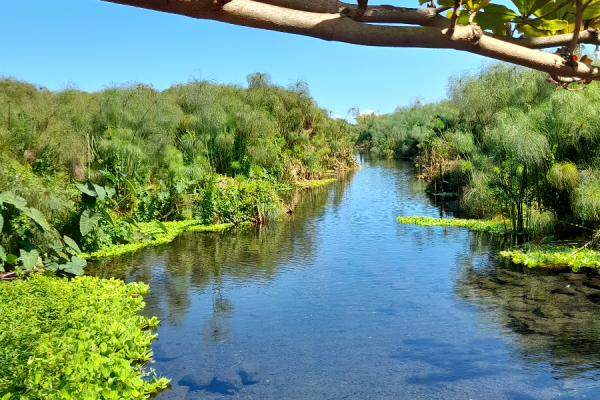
[448, 0, 462, 36]
[494, 28, 600, 49]
[568, 0, 584, 55]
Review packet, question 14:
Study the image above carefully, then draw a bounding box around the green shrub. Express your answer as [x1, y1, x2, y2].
[0, 275, 169, 399]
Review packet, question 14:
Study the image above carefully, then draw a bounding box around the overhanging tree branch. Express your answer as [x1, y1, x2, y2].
[100, 0, 600, 81]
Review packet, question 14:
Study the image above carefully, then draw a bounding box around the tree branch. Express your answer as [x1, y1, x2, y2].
[494, 29, 600, 49]
[101, 0, 600, 80]
[568, 0, 584, 55]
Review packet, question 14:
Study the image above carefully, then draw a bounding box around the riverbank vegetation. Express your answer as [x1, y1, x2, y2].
[0, 73, 357, 398]
[0, 275, 169, 399]
[0, 73, 356, 275]
[361, 61, 600, 269]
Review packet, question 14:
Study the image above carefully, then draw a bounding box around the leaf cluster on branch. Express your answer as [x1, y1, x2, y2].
[101, 0, 600, 84]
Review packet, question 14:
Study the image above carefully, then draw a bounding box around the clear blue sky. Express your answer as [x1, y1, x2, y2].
[1, 0, 491, 117]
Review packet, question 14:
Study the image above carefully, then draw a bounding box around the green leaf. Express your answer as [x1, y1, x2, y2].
[101, 170, 117, 184]
[61, 256, 86, 276]
[80, 210, 102, 236]
[93, 184, 107, 202]
[81, 193, 97, 208]
[6, 254, 18, 264]
[22, 207, 52, 234]
[63, 236, 82, 254]
[19, 249, 39, 271]
[0, 191, 27, 210]
[76, 181, 97, 197]
[0, 212, 3, 233]
[106, 187, 116, 199]
[517, 23, 553, 37]
[438, 0, 455, 6]
[511, 0, 552, 16]
[155, 221, 169, 234]
[100, 207, 114, 226]
[122, 177, 137, 197]
[529, 18, 569, 31]
[123, 217, 141, 231]
[476, 4, 518, 29]
[0, 244, 6, 261]
[2, 392, 11, 400]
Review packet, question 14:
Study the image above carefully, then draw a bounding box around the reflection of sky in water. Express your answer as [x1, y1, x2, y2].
[89, 155, 600, 399]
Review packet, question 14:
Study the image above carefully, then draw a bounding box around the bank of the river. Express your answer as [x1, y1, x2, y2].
[398, 215, 600, 271]
[81, 177, 341, 260]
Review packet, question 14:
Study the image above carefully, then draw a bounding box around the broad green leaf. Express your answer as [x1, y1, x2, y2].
[0, 244, 6, 261]
[156, 221, 169, 234]
[63, 235, 82, 254]
[61, 256, 86, 276]
[517, 23, 553, 37]
[476, 4, 519, 29]
[511, 0, 552, 16]
[93, 184, 107, 201]
[80, 210, 102, 236]
[6, 254, 18, 264]
[76, 181, 97, 197]
[22, 207, 51, 233]
[106, 187, 116, 199]
[81, 193, 97, 208]
[99, 206, 114, 226]
[583, 2, 600, 20]
[0, 191, 27, 210]
[530, 18, 569, 31]
[19, 249, 39, 271]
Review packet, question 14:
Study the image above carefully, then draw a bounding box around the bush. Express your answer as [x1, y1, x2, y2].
[0, 275, 168, 399]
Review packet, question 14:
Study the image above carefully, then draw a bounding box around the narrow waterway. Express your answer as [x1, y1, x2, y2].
[90, 155, 600, 399]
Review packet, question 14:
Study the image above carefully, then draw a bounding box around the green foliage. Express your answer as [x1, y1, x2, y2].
[547, 161, 578, 191]
[0, 191, 86, 276]
[397, 216, 510, 233]
[0, 275, 169, 399]
[81, 220, 245, 260]
[0, 75, 355, 260]
[501, 246, 600, 271]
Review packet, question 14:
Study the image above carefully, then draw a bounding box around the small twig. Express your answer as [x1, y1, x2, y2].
[448, 0, 462, 36]
[568, 0, 584, 55]
[569, 240, 591, 257]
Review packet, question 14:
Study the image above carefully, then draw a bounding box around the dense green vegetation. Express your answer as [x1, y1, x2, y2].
[397, 216, 509, 234]
[0, 275, 169, 399]
[0, 73, 356, 274]
[360, 62, 600, 268]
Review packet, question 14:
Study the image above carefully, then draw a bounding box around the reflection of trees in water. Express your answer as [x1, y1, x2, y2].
[456, 233, 600, 379]
[87, 171, 356, 325]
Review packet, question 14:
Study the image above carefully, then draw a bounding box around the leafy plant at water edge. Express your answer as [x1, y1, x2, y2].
[0, 191, 86, 276]
[0, 275, 169, 399]
[397, 216, 510, 234]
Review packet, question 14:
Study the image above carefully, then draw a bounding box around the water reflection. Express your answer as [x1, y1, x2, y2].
[456, 234, 600, 381]
[87, 155, 600, 399]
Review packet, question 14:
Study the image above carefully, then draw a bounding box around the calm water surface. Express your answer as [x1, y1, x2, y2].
[89, 155, 600, 399]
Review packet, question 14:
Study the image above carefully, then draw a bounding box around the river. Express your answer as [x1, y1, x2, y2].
[89, 154, 600, 399]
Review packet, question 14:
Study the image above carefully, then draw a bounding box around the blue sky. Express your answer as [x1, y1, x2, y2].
[1, 0, 492, 117]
